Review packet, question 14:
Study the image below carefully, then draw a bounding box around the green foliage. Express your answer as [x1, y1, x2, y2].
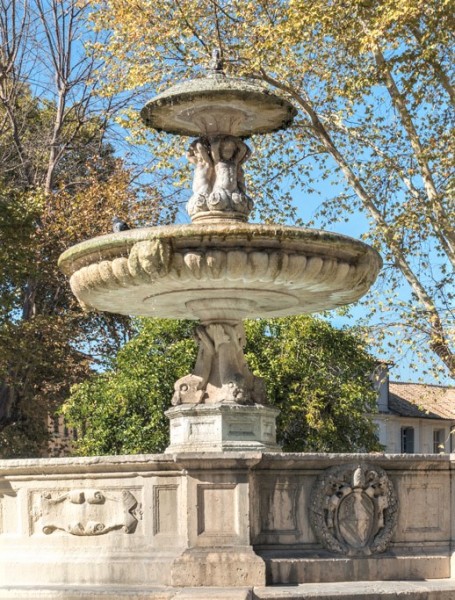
[244, 317, 381, 452]
[62, 319, 198, 455]
[62, 316, 381, 455]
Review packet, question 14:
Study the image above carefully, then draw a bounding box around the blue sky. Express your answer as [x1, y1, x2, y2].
[290, 181, 451, 386]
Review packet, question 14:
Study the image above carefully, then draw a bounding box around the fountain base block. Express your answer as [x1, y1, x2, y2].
[0, 453, 452, 598]
[165, 403, 281, 453]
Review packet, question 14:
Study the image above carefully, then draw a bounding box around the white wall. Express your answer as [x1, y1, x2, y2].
[373, 415, 452, 453]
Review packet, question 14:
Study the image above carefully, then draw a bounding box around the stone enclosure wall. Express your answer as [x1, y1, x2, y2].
[0, 453, 452, 588]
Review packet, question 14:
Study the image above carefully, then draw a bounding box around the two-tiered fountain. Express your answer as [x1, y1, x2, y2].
[59, 63, 381, 454]
[2, 61, 452, 600]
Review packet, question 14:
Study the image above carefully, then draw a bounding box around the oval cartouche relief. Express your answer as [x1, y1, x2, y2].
[309, 463, 398, 557]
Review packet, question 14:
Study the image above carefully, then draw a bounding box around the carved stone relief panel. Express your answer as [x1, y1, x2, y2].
[260, 481, 300, 536]
[309, 463, 398, 556]
[398, 480, 448, 541]
[35, 489, 142, 536]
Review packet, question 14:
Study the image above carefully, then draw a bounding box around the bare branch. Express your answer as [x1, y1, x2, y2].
[370, 41, 455, 268]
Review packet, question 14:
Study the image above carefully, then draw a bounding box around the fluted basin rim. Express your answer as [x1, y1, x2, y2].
[59, 223, 382, 276]
[58, 223, 382, 319]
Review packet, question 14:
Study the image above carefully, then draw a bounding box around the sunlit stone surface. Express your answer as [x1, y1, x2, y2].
[1, 454, 454, 598]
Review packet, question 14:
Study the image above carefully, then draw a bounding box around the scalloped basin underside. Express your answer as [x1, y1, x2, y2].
[58, 223, 382, 320]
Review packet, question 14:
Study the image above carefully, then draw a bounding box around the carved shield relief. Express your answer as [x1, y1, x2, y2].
[309, 463, 398, 556]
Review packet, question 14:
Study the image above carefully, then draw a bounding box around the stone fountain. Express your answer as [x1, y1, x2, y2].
[2, 65, 454, 600]
[58, 67, 381, 454]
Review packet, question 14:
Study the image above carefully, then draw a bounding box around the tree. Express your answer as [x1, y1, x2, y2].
[61, 316, 381, 455]
[88, 0, 454, 379]
[61, 319, 198, 455]
[0, 1, 160, 457]
[244, 317, 381, 452]
[0, 150, 143, 456]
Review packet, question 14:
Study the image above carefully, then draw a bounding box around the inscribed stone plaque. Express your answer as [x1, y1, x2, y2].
[189, 420, 216, 440]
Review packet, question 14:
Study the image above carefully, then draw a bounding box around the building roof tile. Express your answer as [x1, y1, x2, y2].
[388, 382, 455, 420]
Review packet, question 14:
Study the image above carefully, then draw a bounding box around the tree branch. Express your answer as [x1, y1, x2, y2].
[255, 69, 454, 375]
[370, 42, 455, 268]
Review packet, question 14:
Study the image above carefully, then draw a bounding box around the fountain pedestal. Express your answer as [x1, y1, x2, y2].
[166, 403, 280, 453]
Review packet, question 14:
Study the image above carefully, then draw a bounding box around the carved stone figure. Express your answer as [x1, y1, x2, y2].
[309, 463, 398, 556]
[172, 322, 266, 406]
[172, 373, 205, 405]
[186, 138, 214, 215]
[209, 136, 247, 208]
[187, 135, 253, 219]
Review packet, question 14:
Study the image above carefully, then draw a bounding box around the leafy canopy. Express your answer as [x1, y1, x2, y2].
[0, 1, 164, 456]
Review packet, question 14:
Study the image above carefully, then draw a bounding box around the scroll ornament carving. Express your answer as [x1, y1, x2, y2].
[309, 463, 398, 556]
[39, 489, 142, 536]
[187, 136, 253, 220]
[172, 322, 266, 406]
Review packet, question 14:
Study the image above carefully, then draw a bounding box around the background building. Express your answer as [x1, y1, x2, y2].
[374, 366, 455, 454]
[47, 415, 79, 457]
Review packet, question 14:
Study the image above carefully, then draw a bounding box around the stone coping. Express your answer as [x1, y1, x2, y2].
[165, 404, 281, 416]
[0, 452, 452, 476]
[254, 580, 455, 599]
[2, 581, 455, 599]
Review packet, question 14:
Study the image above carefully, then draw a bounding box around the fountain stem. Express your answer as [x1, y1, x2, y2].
[172, 320, 266, 407]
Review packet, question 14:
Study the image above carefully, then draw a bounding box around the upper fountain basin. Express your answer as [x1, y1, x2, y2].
[140, 75, 297, 137]
[58, 223, 382, 322]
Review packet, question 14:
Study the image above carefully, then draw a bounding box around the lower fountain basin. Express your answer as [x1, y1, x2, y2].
[58, 223, 382, 320]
